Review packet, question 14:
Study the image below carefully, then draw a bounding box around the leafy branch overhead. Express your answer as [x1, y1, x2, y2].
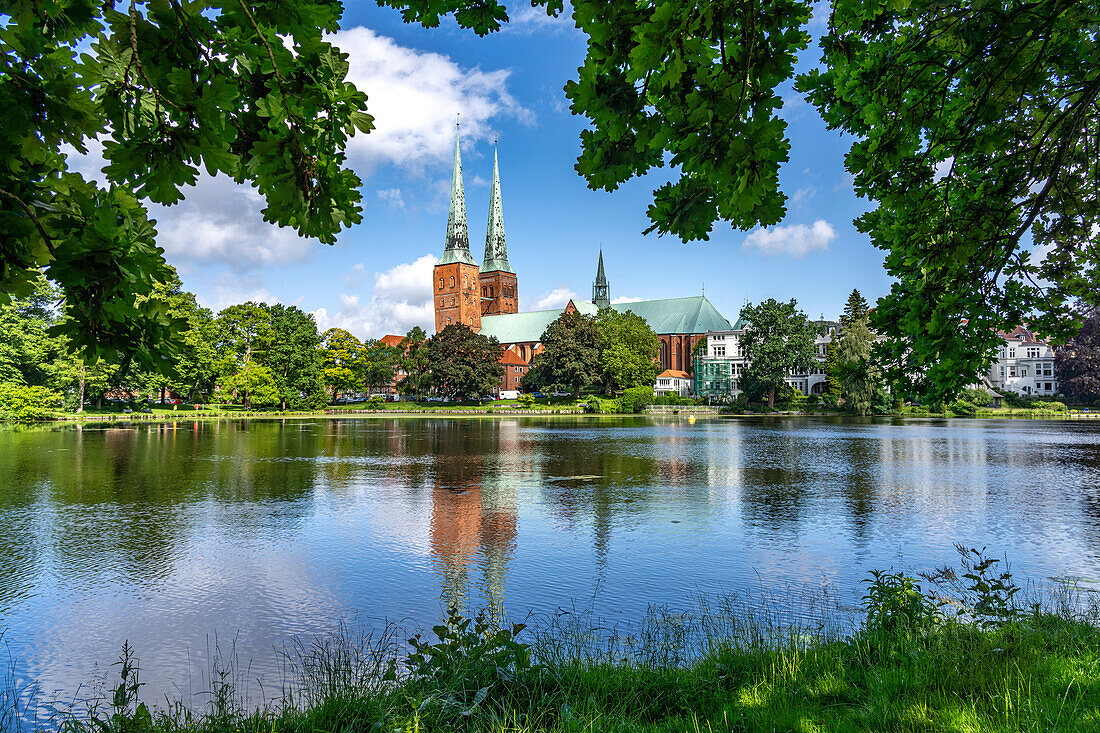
[2, 0, 371, 368]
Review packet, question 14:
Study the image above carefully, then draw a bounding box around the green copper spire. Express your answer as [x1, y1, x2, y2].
[593, 249, 610, 309]
[481, 145, 513, 274]
[439, 131, 477, 266]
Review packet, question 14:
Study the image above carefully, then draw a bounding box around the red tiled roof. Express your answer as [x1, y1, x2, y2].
[499, 349, 528, 366]
[657, 369, 691, 379]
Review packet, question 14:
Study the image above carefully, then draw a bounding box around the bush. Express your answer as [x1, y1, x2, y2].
[949, 398, 978, 417]
[620, 386, 653, 413]
[516, 393, 535, 408]
[821, 392, 839, 409]
[961, 387, 994, 406]
[863, 570, 940, 635]
[872, 386, 894, 415]
[774, 384, 799, 410]
[804, 393, 820, 410]
[367, 396, 385, 410]
[0, 383, 60, 420]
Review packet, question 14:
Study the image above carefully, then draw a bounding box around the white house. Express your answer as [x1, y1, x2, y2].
[696, 319, 839, 399]
[985, 326, 1058, 397]
[654, 369, 694, 397]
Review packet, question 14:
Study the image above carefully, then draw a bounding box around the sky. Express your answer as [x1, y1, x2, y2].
[113, 2, 894, 338]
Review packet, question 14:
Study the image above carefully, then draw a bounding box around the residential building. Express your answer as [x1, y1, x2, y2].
[654, 369, 693, 397]
[695, 320, 839, 400]
[985, 326, 1058, 396]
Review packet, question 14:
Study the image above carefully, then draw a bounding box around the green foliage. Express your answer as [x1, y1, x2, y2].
[821, 392, 839, 409]
[220, 361, 279, 408]
[823, 339, 841, 398]
[597, 307, 658, 393]
[871, 386, 894, 416]
[804, 393, 819, 409]
[0, 383, 59, 420]
[428, 324, 503, 400]
[397, 327, 432, 398]
[739, 299, 819, 408]
[836, 314, 879, 416]
[961, 387, 994, 407]
[265, 304, 325, 410]
[367, 395, 385, 410]
[2, 0, 369, 369]
[952, 545, 1023, 629]
[406, 607, 530, 723]
[320, 328, 363, 403]
[523, 310, 600, 398]
[516, 392, 534, 408]
[363, 342, 401, 396]
[801, 1, 1100, 404]
[565, 0, 812, 240]
[619, 385, 654, 414]
[863, 570, 940, 636]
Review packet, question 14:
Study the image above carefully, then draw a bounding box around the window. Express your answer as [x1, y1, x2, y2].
[1008, 348, 1016, 358]
[439, 277, 444, 290]
[715, 346, 726, 357]
[1000, 366, 1005, 376]
[450, 276, 455, 287]
[489, 285, 494, 297]
[1027, 347, 1040, 358]
[1009, 366, 1017, 377]
[451, 296, 456, 306]
[1021, 367, 1028, 377]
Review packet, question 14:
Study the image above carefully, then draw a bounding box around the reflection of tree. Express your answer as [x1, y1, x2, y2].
[840, 433, 876, 552]
[0, 420, 322, 591]
[428, 420, 517, 620]
[738, 422, 812, 536]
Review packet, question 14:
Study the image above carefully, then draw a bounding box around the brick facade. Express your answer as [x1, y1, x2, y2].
[434, 261, 482, 333]
[479, 270, 518, 316]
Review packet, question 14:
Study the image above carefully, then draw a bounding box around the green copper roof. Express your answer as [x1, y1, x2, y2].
[481, 147, 513, 274]
[479, 296, 730, 344]
[440, 132, 477, 266]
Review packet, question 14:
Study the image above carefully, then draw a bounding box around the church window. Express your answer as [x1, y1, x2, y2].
[438, 278, 443, 290]
[451, 296, 456, 306]
[489, 285, 494, 297]
[450, 276, 455, 287]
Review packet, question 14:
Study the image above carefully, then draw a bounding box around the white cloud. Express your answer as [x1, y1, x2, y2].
[611, 296, 643, 304]
[742, 219, 836, 258]
[377, 188, 406, 208]
[333, 26, 532, 169]
[527, 288, 578, 311]
[313, 254, 437, 339]
[789, 186, 816, 208]
[342, 262, 367, 288]
[150, 177, 317, 271]
[196, 283, 281, 313]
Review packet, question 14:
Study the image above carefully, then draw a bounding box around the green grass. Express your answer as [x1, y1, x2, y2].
[21, 555, 1100, 733]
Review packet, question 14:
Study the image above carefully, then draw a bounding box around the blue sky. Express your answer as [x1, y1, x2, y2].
[139, 2, 893, 337]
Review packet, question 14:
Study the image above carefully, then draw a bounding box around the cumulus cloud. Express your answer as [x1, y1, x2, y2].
[333, 26, 532, 169]
[742, 219, 836, 258]
[527, 288, 578, 311]
[196, 282, 281, 313]
[150, 177, 318, 271]
[313, 254, 437, 339]
[611, 296, 643, 305]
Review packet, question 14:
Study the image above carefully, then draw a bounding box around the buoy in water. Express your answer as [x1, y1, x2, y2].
[688, 415, 696, 425]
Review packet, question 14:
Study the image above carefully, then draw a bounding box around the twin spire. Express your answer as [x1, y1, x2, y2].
[438, 130, 511, 273]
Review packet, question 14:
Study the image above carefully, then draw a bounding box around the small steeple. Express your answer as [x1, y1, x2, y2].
[593, 249, 610, 309]
[439, 126, 476, 266]
[481, 144, 513, 273]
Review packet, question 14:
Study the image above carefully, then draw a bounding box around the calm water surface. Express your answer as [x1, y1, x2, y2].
[1, 416, 1099, 710]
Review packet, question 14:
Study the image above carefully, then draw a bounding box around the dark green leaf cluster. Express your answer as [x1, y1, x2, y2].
[427, 323, 504, 400]
[565, 0, 811, 240]
[2, 0, 369, 367]
[1055, 312, 1100, 404]
[522, 309, 601, 398]
[800, 0, 1100, 403]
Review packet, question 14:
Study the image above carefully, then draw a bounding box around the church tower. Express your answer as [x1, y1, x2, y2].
[479, 146, 518, 316]
[592, 250, 610, 309]
[434, 131, 482, 334]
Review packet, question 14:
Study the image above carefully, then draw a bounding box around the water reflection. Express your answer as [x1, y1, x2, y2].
[1, 416, 1099, 715]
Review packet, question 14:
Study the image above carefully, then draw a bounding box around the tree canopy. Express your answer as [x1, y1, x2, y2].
[1055, 314, 1100, 405]
[738, 298, 819, 408]
[524, 310, 601, 398]
[596, 307, 659, 394]
[427, 323, 503, 400]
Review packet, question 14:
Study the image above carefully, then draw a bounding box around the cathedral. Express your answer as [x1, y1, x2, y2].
[432, 134, 732, 376]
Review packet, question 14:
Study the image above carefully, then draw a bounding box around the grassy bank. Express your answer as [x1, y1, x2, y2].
[12, 551, 1099, 732]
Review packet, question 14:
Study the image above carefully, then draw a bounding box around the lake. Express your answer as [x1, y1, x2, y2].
[1, 415, 1098, 717]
